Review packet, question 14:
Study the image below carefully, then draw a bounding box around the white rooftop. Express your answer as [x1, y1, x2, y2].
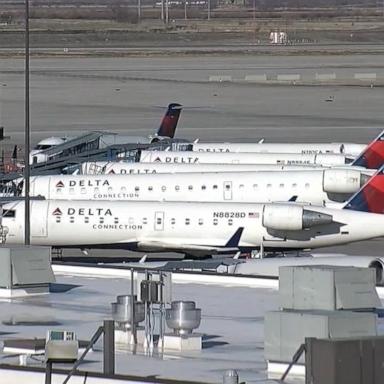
[0, 265, 383, 384]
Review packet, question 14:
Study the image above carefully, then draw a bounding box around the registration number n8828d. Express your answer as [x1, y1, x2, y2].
[213, 212, 246, 218]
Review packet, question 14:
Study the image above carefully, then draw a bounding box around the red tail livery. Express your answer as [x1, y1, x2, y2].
[344, 165, 384, 213]
[352, 130, 384, 169]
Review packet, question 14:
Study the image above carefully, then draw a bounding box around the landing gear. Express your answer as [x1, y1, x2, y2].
[51, 248, 63, 259]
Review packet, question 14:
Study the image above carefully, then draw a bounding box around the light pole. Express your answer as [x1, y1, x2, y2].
[137, 0, 141, 23]
[24, 0, 30, 246]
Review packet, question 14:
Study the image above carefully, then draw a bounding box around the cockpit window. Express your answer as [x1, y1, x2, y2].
[3, 210, 15, 218]
[35, 144, 52, 150]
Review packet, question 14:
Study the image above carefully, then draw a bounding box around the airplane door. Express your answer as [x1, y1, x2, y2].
[224, 181, 233, 200]
[154, 211, 164, 231]
[31, 203, 48, 237]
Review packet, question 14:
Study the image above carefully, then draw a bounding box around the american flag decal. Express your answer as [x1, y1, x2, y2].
[248, 212, 259, 218]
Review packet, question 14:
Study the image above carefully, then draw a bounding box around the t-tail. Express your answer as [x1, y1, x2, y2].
[351, 129, 384, 169]
[344, 164, 384, 213]
[154, 103, 183, 139]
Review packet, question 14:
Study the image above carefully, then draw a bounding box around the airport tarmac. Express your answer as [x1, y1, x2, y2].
[1, 54, 384, 258]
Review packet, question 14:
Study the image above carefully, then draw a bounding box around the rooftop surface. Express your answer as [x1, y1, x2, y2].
[0, 266, 383, 383]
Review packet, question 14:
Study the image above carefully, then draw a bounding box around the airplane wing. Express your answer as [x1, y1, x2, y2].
[137, 241, 239, 257]
[138, 227, 244, 257]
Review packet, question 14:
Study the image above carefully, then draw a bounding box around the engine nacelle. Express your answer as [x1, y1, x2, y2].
[322, 169, 367, 194]
[262, 204, 333, 231]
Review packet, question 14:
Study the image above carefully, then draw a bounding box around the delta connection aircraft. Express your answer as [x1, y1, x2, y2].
[137, 130, 384, 168]
[190, 140, 365, 156]
[78, 130, 384, 175]
[12, 168, 373, 205]
[1, 167, 384, 256]
[29, 103, 183, 164]
[79, 162, 328, 175]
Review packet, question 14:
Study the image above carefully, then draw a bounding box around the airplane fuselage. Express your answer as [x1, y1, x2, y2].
[138, 150, 349, 166]
[2, 200, 384, 255]
[20, 168, 371, 205]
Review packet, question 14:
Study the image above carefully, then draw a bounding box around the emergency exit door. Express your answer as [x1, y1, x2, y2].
[223, 181, 233, 200]
[154, 211, 164, 231]
[31, 203, 48, 237]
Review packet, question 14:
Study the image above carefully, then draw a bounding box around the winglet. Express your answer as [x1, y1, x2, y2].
[351, 129, 384, 169]
[156, 103, 183, 138]
[344, 164, 384, 213]
[225, 227, 244, 248]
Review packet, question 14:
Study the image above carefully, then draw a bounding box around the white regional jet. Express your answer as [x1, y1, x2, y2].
[80, 162, 326, 175]
[1, 167, 384, 256]
[191, 140, 365, 156]
[138, 130, 384, 169]
[13, 168, 373, 205]
[78, 130, 384, 175]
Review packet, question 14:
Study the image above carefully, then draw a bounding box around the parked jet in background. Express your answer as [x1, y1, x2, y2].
[191, 140, 365, 157]
[79, 161, 326, 175]
[138, 130, 384, 168]
[29, 103, 183, 164]
[1, 167, 384, 256]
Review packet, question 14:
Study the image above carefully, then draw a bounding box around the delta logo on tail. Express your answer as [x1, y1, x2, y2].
[52, 208, 63, 216]
[56, 181, 64, 188]
[352, 130, 384, 169]
[156, 103, 182, 138]
[344, 165, 384, 213]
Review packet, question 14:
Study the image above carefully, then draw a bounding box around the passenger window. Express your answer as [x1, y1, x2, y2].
[213, 218, 218, 226]
[99, 217, 104, 224]
[185, 218, 190, 225]
[213, 185, 218, 189]
[162, 186, 166, 191]
[108, 187, 113, 192]
[157, 218, 162, 225]
[253, 184, 258, 189]
[228, 219, 233, 226]
[84, 217, 89, 224]
[292, 183, 297, 188]
[175, 185, 180, 191]
[114, 217, 119, 224]
[3, 210, 15, 218]
[148, 186, 153, 191]
[171, 218, 176, 225]
[188, 185, 193, 191]
[70, 217, 75, 223]
[267, 184, 272, 188]
[143, 217, 148, 224]
[135, 186, 139, 192]
[305, 183, 310, 189]
[201, 185, 206, 190]
[198, 218, 203, 225]
[239, 184, 244, 189]
[56, 216, 61, 223]
[121, 187, 126, 192]
[225, 184, 230, 190]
